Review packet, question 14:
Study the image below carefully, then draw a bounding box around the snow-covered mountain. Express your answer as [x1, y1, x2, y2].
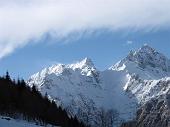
[27, 45, 170, 127]
[27, 58, 137, 126]
[110, 44, 170, 79]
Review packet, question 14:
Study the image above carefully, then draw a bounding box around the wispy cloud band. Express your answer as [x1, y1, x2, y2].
[0, 0, 170, 59]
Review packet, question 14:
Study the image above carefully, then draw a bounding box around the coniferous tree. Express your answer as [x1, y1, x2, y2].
[0, 73, 86, 127]
[5, 71, 10, 81]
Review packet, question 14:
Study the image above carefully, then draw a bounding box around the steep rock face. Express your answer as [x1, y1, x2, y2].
[125, 75, 170, 103]
[27, 45, 170, 127]
[121, 91, 170, 127]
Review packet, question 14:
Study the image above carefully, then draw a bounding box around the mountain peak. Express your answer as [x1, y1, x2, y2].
[80, 57, 94, 66]
[69, 57, 95, 69]
[128, 44, 156, 57]
[128, 44, 160, 61]
[139, 44, 156, 54]
[126, 45, 170, 72]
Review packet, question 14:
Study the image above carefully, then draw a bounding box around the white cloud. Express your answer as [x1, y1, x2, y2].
[0, 0, 170, 59]
[126, 41, 133, 45]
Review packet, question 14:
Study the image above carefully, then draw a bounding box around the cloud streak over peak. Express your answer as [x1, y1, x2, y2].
[0, 0, 170, 59]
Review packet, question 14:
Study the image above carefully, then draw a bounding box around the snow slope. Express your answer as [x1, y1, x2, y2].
[27, 45, 170, 127]
[0, 116, 57, 127]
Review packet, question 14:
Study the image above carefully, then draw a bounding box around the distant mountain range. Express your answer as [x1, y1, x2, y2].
[27, 44, 170, 127]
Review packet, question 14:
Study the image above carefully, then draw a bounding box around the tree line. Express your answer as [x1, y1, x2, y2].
[0, 72, 85, 127]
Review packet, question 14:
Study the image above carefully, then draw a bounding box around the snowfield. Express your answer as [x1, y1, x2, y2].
[0, 116, 58, 127]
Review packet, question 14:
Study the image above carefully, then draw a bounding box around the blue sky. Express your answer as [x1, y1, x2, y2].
[1, 0, 170, 79]
[0, 29, 170, 79]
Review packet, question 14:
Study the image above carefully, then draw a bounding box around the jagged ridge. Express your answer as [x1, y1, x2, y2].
[27, 45, 170, 127]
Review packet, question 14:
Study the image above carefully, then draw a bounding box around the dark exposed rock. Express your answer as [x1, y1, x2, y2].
[121, 121, 136, 127]
[121, 94, 170, 127]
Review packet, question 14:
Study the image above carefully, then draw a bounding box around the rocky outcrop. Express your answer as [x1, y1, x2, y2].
[121, 93, 170, 127]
